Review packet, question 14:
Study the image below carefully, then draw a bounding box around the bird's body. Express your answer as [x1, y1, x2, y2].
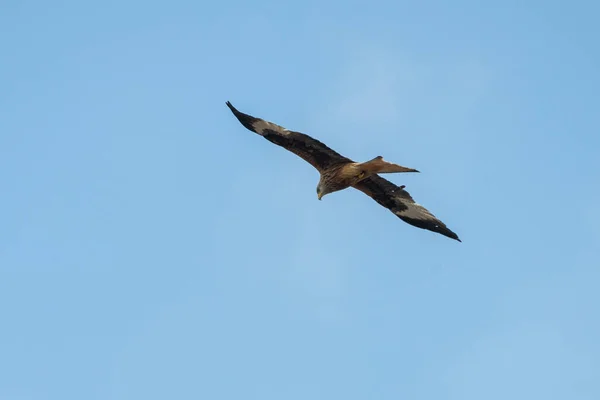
[226, 101, 461, 242]
[317, 162, 359, 195]
[316, 156, 418, 199]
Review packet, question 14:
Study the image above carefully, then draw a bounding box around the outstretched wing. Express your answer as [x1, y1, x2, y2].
[226, 101, 351, 172]
[353, 175, 461, 241]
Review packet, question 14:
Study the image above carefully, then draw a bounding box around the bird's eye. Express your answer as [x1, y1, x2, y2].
[316, 187, 320, 193]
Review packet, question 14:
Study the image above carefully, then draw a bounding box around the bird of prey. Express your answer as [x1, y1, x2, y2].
[226, 101, 461, 242]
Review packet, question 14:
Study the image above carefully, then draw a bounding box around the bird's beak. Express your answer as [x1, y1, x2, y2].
[317, 193, 323, 201]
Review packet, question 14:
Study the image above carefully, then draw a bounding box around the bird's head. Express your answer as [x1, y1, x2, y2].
[316, 182, 329, 200]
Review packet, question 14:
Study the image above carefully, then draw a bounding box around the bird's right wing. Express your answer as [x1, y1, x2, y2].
[353, 174, 461, 241]
[226, 101, 351, 172]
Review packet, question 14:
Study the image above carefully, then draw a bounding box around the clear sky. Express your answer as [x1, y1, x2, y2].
[1, 0, 599, 399]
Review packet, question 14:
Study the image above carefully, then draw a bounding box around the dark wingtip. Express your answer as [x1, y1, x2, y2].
[441, 228, 461, 242]
[225, 101, 259, 132]
[441, 226, 461, 242]
[225, 101, 239, 115]
[399, 215, 461, 242]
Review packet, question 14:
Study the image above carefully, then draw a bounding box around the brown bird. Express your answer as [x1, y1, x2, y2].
[226, 101, 460, 242]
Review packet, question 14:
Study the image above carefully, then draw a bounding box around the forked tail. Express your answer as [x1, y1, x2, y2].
[360, 156, 419, 174]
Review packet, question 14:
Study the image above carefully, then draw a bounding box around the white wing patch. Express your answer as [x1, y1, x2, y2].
[394, 202, 436, 221]
[252, 119, 290, 136]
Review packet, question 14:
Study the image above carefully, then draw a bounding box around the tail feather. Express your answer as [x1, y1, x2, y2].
[361, 156, 419, 174]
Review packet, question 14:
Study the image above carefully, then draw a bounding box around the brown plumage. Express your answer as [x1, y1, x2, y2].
[315, 156, 419, 200]
[226, 101, 461, 242]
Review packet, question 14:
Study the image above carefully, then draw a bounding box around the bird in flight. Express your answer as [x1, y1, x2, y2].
[226, 101, 461, 242]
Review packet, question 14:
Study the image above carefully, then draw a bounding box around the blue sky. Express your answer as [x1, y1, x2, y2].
[1, 0, 599, 398]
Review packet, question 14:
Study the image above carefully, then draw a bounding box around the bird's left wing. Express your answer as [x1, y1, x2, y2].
[353, 175, 461, 241]
[226, 101, 351, 172]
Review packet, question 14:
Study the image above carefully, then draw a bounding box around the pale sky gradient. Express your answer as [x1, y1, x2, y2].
[1, 1, 599, 399]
